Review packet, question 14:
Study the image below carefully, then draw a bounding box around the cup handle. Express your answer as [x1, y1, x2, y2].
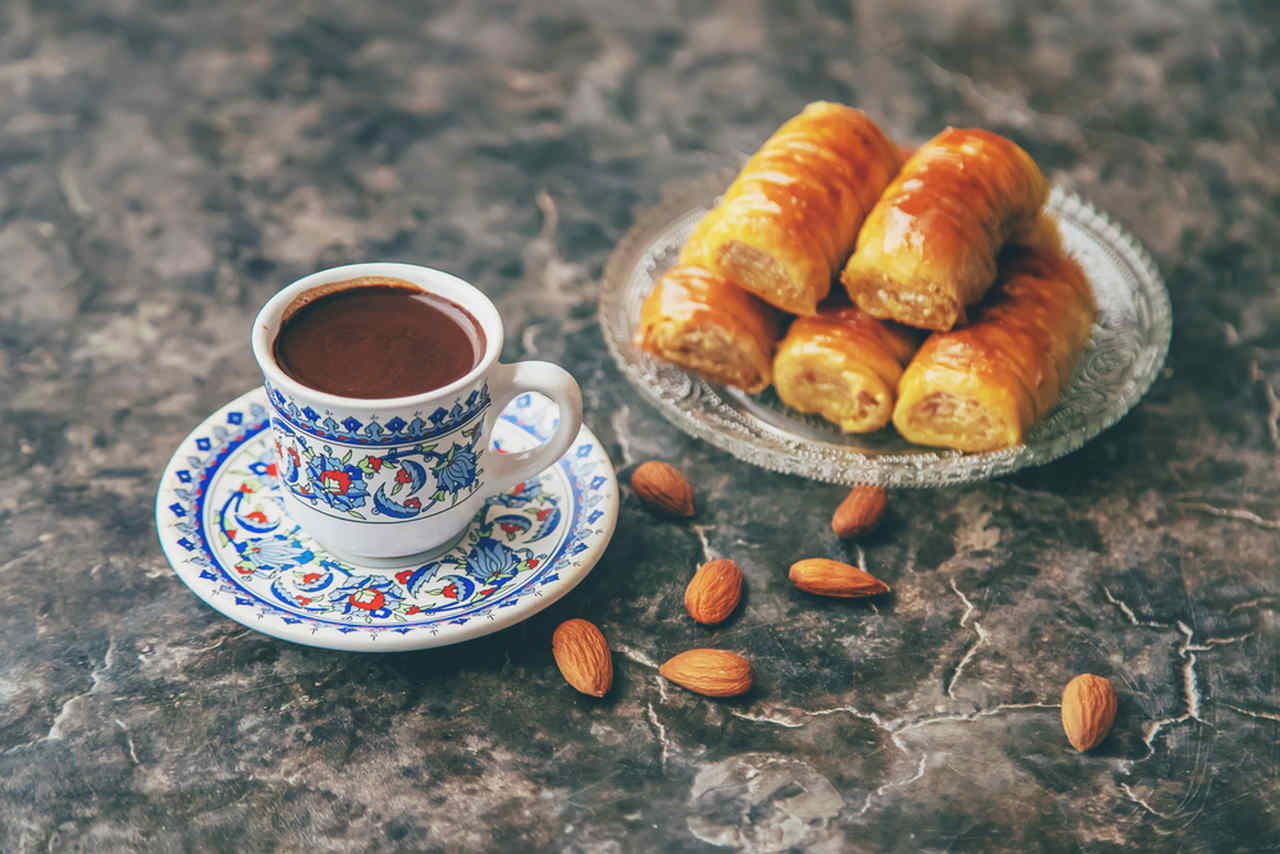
[484, 361, 583, 495]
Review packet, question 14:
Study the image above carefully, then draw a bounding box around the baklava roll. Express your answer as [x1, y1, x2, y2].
[773, 305, 922, 433]
[679, 101, 901, 316]
[891, 245, 1097, 452]
[841, 128, 1049, 331]
[639, 264, 781, 394]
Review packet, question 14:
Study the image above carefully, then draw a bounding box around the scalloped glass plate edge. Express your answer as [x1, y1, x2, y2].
[599, 173, 1171, 487]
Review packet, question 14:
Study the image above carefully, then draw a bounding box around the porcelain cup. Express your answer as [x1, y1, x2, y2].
[251, 262, 582, 567]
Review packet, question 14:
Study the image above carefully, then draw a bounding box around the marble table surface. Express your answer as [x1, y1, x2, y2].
[2, 0, 1276, 851]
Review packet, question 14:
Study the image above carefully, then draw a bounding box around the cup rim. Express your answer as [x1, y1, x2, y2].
[251, 262, 504, 409]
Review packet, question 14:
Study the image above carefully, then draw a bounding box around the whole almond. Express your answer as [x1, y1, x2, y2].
[684, 559, 744, 625]
[789, 558, 890, 598]
[631, 461, 695, 517]
[1061, 673, 1117, 751]
[552, 618, 613, 697]
[832, 485, 887, 539]
[659, 648, 752, 697]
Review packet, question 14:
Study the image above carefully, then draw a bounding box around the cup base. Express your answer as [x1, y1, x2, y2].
[312, 526, 470, 569]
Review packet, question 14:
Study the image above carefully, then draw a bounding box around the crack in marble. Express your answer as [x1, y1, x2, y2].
[729, 711, 805, 728]
[189, 629, 249, 655]
[730, 701, 1057, 817]
[892, 703, 1061, 735]
[945, 622, 989, 700]
[1220, 702, 1280, 724]
[860, 755, 928, 816]
[615, 643, 669, 701]
[644, 702, 673, 770]
[1175, 622, 1205, 722]
[945, 579, 987, 698]
[691, 524, 716, 563]
[949, 578, 977, 629]
[1103, 590, 1223, 755]
[1249, 359, 1280, 448]
[1229, 596, 1277, 614]
[609, 403, 634, 466]
[854, 546, 880, 615]
[519, 321, 544, 356]
[47, 638, 115, 742]
[1103, 586, 1172, 629]
[614, 643, 659, 670]
[1119, 782, 1181, 822]
[534, 190, 558, 242]
[56, 163, 92, 216]
[1179, 501, 1280, 530]
[113, 718, 139, 766]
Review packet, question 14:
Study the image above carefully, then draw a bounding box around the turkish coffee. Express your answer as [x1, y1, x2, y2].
[273, 278, 486, 399]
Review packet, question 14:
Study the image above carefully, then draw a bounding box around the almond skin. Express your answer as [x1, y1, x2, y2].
[684, 559, 744, 625]
[631, 461, 695, 517]
[1061, 673, 1117, 751]
[832, 485, 887, 539]
[789, 558, 891, 598]
[659, 649, 752, 697]
[552, 619, 613, 697]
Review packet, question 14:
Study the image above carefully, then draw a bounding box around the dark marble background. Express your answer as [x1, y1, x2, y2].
[2, 0, 1277, 851]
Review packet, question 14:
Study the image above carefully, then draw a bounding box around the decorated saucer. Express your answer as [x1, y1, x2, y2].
[155, 387, 618, 652]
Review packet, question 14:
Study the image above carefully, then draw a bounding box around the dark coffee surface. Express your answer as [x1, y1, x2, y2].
[274, 284, 485, 398]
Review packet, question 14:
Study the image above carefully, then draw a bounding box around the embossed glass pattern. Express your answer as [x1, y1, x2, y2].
[600, 172, 1172, 486]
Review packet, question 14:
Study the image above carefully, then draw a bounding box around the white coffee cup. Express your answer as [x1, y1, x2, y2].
[250, 262, 582, 567]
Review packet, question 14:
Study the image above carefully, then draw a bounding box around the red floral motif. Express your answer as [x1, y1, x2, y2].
[511, 482, 525, 495]
[245, 511, 269, 524]
[368, 457, 383, 472]
[536, 508, 553, 521]
[528, 559, 538, 568]
[501, 522, 521, 534]
[302, 572, 323, 584]
[404, 497, 422, 510]
[321, 469, 352, 494]
[296, 596, 312, 605]
[406, 605, 421, 615]
[348, 589, 386, 611]
[395, 569, 415, 586]
[442, 583, 458, 599]
[266, 463, 278, 477]
[395, 468, 412, 484]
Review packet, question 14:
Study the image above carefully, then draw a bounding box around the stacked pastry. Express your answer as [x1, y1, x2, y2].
[638, 102, 1096, 452]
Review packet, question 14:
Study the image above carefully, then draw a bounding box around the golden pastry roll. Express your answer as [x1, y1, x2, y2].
[841, 127, 1049, 331]
[892, 245, 1097, 452]
[639, 264, 781, 394]
[680, 101, 901, 316]
[773, 305, 922, 433]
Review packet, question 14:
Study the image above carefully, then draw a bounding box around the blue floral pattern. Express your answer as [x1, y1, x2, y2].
[277, 422, 485, 522]
[434, 444, 479, 493]
[304, 449, 370, 513]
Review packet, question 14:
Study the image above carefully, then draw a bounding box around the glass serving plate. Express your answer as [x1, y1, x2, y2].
[599, 171, 1171, 487]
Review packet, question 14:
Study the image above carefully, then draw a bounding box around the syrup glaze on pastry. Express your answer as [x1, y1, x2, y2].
[841, 127, 1048, 331]
[773, 304, 922, 433]
[891, 244, 1097, 452]
[680, 102, 901, 316]
[639, 265, 781, 394]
